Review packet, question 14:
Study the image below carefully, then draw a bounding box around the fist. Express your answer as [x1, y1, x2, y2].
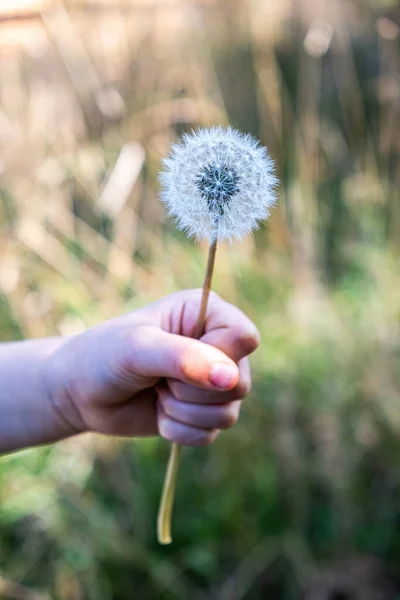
[44, 290, 260, 446]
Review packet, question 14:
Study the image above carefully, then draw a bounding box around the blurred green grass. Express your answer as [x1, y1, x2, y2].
[1, 0, 400, 598]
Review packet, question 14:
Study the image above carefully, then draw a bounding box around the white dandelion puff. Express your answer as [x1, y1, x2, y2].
[160, 126, 278, 242]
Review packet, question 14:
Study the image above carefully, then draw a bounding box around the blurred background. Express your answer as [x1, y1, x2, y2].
[1, 0, 400, 598]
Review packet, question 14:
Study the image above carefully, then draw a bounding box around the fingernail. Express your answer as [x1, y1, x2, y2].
[209, 362, 237, 389]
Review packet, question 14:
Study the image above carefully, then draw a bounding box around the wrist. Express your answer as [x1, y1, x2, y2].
[40, 338, 88, 439]
[0, 338, 84, 454]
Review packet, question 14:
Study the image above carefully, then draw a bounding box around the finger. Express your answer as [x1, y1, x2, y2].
[157, 405, 220, 447]
[201, 326, 259, 363]
[144, 290, 260, 352]
[167, 357, 251, 405]
[201, 306, 260, 363]
[127, 325, 240, 391]
[158, 386, 241, 430]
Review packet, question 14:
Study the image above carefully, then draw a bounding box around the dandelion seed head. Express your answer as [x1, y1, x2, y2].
[160, 126, 278, 242]
[197, 163, 240, 217]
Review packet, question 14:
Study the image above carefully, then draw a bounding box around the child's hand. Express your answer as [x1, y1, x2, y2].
[44, 290, 260, 446]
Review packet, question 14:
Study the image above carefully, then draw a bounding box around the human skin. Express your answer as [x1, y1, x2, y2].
[0, 290, 260, 454]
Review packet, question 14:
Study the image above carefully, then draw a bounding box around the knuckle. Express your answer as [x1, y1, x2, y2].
[167, 379, 185, 402]
[158, 393, 172, 418]
[191, 429, 219, 447]
[235, 376, 252, 399]
[208, 290, 220, 304]
[157, 406, 176, 441]
[240, 327, 261, 355]
[157, 406, 219, 447]
[219, 405, 240, 429]
[158, 419, 172, 442]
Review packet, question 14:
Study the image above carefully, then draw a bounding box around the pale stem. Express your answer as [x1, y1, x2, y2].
[157, 238, 218, 545]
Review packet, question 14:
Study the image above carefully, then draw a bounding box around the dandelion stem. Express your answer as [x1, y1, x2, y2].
[157, 238, 218, 545]
[193, 238, 218, 338]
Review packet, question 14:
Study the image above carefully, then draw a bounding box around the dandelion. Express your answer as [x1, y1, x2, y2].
[160, 126, 278, 242]
[157, 126, 278, 545]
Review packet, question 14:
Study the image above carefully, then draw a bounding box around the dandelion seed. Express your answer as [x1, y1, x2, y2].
[160, 126, 278, 242]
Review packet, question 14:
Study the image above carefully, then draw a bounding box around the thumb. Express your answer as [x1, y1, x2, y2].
[128, 325, 239, 391]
